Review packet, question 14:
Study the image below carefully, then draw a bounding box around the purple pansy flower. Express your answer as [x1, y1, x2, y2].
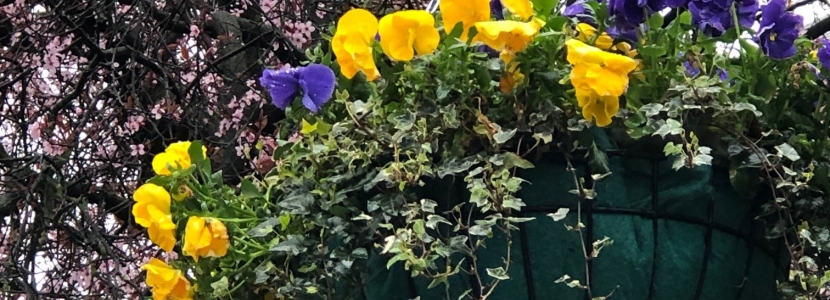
[684, 61, 702, 77]
[259, 64, 336, 113]
[715, 68, 729, 81]
[757, 0, 803, 59]
[689, 0, 758, 37]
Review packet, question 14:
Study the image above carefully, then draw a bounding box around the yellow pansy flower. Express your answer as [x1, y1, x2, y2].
[811, 50, 818, 60]
[575, 23, 614, 51]
[501, 0, 535, 20]
[152, 141, 207, 176]
[565, 39, 638, 127]
[473, 18, 545, 64]
[183, 216, 230, 262]
[331, 9, 380, 80]
[132, 183, 177, 251]
[142, 258, 193, 300]
[378, 10, 440, 61]
[439, 0, 490, 41]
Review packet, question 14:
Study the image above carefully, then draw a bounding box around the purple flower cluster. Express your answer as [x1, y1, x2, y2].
[688, 0, 758, 37]
[608, 0, 686, 26]
[756, 0, 803, 59]
[259, 64, 336, 113]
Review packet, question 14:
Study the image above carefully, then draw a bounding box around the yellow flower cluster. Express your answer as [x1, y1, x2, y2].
[331, 0, 544, 83]
[332, 8, 440, 80]
[566, 39, 638, 127]
[133, 141, 231, 299]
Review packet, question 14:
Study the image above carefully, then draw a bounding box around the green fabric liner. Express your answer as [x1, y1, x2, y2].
[353, 129, 788, 300]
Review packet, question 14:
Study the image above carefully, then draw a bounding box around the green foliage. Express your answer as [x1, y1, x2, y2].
[152, 1, 830, 299]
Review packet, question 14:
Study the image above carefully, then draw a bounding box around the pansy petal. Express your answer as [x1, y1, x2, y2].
[297, 64, 336, 113]
[336, 8, 379, 39]
[260, 69, 299, 109]
[760, 0, 784, 27]
[500, 0, 534, 20]
[413, 25, 440, 56]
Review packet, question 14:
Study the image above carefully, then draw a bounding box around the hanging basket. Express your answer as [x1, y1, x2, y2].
[356, 133, 788, 300]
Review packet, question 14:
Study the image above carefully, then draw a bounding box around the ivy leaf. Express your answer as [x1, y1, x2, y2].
[254, 262, 276, 284]
[732, 103, 763, 117]
[301, 118, 318, 135]
[278, 214, 291, 231]
[248, 218, 278, 237]
[504, 152, 535, 169]
[486, 267, 510, 280]
[639, 103, 663, 117]
[270, 234, 305, 255]
[493, 128, 517, 144]
[547, 208, 569, 221]
[211, 276, 230, 297]
[775, 143, 801, 161]
[468, 224, 492, 236]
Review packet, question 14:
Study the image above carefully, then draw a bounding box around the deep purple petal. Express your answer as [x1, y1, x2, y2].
[715, 68, 729, 81]
[664, 0, 688, 9]
[760, 0, 785, 28]
[296, 64, 336, 113]
[819, 40, 830, 69]
[563, 1, 586, 16]
[260, 69, 300, 109]
[491, 0, 504, 20]
[477, 45, 501, 58]
[737, 0, 759, 28]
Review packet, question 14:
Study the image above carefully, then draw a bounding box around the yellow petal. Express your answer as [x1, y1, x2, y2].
[501, 0, 535, 20]
[413, 25, 440, 56]
[331, 35, 359, 79]
[148, 224, 176, 252]
[440, 0, 490, 41]
[575, 23, 613, 50]
[336, 8, 378, 40]
[133, 183, 171, 211]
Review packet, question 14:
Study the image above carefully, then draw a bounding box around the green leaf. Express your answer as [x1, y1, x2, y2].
[278, 214, 291, 231]
[211, 276, 230, 297]
[240, 178, 261, 198]
[504, 152, 535, 169]
[532, 0, 559, 18]
[678, 11, 692, 26]
[486, 267, 510, 280]
[413, 219, 426, 236]
[254, 262, 276, 284]
[300, 118, 318, 135]
[647, 13, 664, 30]
[269, 234, 305, 255]
[188, 140, 211, 175]
[248, 218, 278, 237]
[639, 45, 667, 57]
[493, 128, 517, 144]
